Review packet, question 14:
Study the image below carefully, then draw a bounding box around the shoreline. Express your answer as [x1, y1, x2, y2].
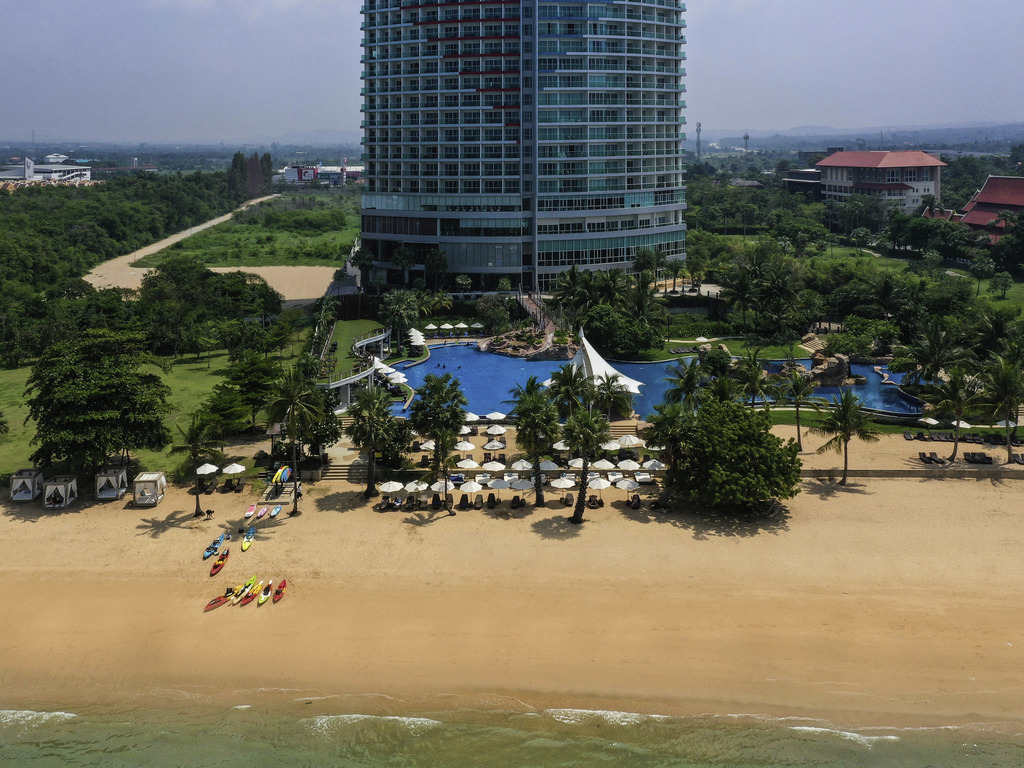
[2, 459, 1023, 731]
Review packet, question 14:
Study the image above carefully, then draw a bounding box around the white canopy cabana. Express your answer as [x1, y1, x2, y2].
[133, 472, 167, 507]
[10, 468, 43, 502]
[542, 329, 643, 394]
[43, 475, 78, 510]
[95, 467, 128, 501]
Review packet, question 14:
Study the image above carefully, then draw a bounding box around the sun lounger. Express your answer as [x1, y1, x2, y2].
[635, 472, 653, 484]
[511, 495, 522, 509]
[1014, 453, 1024, 465]
[204, 479, 218, 495]
[903, 432, 915, 441]
[915, 431, 930, 441]
[474, 494, 484, 509]
[233, 478, 246, 493]
[587, 494, 600, 509]
[375, 495, 391, 511]
[630, 494, 642, 509]
[431, 493, 441, 510]
[919, 451, 932, 464]
[563, 493, 574, 507]
[458, 493, 470, 510]
[486, 493, 496, 509]
[928, 452, 945, 465]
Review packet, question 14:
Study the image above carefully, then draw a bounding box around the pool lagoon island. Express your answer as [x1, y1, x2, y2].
[2, 463, 1024, 765]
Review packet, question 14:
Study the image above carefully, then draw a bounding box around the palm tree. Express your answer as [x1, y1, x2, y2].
[665, 258, 686, 293]
[379, 289, 420, 355]
[429, 428, 459, 510]
[808, 390, 881, 485]
[921, 368, 983, 463]
[622, 282, 668, 330]
[552, 265, 594, 328]
[642, 401, 693, 482]
[781, 370, 821, 451]
[424, 247, 448, 291]
[734, 349, 767, 409]
[633, 246, 658, 278]
[561, 409, 611, 524]
[348, 246, 375, 290]
[410, 373, 468, 471]
[981, 354, 1024, 465]
[592, 269, 630, 308]
[701, 374, 742, 404]
[720, 267, 757, 328]
[889, 318, 970, 387]
[664, 357, 704, 409]
[390, 245, 417, 287]
[506, 387, 561, 506]
[266, 365, 324, 514]
[169, 413, 226, 517]
[547, 363, 594, 418]
[345, 386, 397, 497]
[591, 372, 634, 420]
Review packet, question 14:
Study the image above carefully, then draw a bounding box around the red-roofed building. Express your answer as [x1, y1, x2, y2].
[961, 176, 1024, 242]
[815, 150, 947, 218]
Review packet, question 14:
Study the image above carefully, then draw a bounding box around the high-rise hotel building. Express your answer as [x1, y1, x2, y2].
[360, 0, 687, 291]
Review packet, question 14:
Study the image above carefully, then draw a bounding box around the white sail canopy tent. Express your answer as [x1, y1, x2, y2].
[10, 468, 44, 502]
[95, 467, 129, 501]
[543, 330, 644, 394]
[43, 475, 78, 510]
[133, 472, 167, 507]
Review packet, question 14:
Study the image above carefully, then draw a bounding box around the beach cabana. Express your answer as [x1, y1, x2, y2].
[95, 467, 128, 501]
[133, 472, 167, 507]
[43, 475, 78, 510]
[11, 468, 44, 502]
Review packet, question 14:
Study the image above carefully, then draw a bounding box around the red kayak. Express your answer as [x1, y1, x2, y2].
[240, 580, 262, 607]
[210, 549, 229, 576]
[273, 579, 287, 604]
[204, 588, 235, 612]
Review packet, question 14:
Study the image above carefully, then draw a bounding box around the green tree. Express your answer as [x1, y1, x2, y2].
[969, 252, 996, 297]
[266, 365, 324, 514]
[677, 400, 801, 508]
[200, 383, 250, 437]
[391, 245, 417, 287]
[889, 318, 970, 387]
[424, 247, 448, 291]
[809, 390, 881, 485]
[664, 357, 704, 410]
[454, 274, 473, 292]
[24, 330, 172, 473]
[169, 413, 227, 517]
[349, 246, 376, 290]
[665, 258, 686, 293]
[921, 368, 984, 463]
[981, 354, 1024, 465]
[989, 271, 1014, 299]
[734, 348, 768, 409]
[561, 409, 611, 524]
[547, 363, 594, 418]
[0, 409, 8, 437]
[476, 293, 513, 333]
[780, 371, 821, 451]
[379, 289, 420, 354]
[592, 372, 634, 420]
[345, 386, 399, 497]
[720, 267, 757, 328]
[642, 401, 693, 484]
[226, 351, 282, 428]
[505, 382, 561, 506]
[410, 373, 468, 472]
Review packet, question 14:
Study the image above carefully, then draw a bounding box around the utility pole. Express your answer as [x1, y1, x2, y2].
[695, 122, 702, 161]
[743, 132, 750, 152]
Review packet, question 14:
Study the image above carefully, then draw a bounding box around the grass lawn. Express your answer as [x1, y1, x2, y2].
[330, 319, 385, 364]
[131, 192, 357, 269]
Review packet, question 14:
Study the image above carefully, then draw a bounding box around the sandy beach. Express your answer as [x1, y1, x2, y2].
[2, 431, 1023, 728]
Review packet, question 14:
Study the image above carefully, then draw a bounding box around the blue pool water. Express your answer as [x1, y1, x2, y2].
[392, 346, 922, 418]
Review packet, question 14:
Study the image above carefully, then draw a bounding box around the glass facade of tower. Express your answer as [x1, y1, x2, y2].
[361, 0, 686, 291]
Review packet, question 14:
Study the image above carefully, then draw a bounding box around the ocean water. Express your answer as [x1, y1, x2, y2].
[3, 695, 1023, 767]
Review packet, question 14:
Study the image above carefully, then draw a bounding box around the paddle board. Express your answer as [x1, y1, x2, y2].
[203, 534, 225, 560]
[240, 580, 262, 607]
[258, 580, 273, 606]
[244, 504, 257, 518]
[273, 579, 287, 604]
[241, 527, 255, 552]
[270, 505, 282, 518]
[210, 549, 229, 576]
[257, 506, 268, 519]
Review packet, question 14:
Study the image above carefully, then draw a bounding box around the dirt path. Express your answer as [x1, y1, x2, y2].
[82, 196, 339, 302]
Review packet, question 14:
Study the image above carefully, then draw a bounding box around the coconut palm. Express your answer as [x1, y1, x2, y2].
[410, 373, 468, 470]
[664, 357, 704, 409]
[622, 282, 668, 330]
[889, 317, 970, 386]
[547, 363, 594, 418]
[592, 372, 633, 420]
[592, 269, 631, 309]
[552, 265, 594, 328]
[781, 370, 821, 451]
[980, 354, 1024, 465]
[808, 390, 881, 485]
[700, 374, 742, 404]
[665, 258, 686, 293]
[734, 348, 768, 409]
[390, 245, 416, 287]
[561, 409, 611, 525]
[424, 247, 448, 291]
[345, 386, 397, 497]
[266, 365, 324, 514]
[169, 413, 226, 517]
[720, 267, 757, 328]
[642, 401, 693, 482]
[921, 368, 983, 463]
[506, 387, 561, 506]
[379, 289, 420, 355]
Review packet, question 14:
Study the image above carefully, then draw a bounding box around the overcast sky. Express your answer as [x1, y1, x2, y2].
[1, 0, 1022, 144]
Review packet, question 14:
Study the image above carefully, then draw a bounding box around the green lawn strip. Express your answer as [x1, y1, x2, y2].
[0, 367, 33, 477]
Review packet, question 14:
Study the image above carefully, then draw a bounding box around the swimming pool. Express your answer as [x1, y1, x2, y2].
[392, 346, 923, 418]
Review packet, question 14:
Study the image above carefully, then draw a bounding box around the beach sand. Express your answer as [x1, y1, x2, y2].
[2, 432, 1023, 728]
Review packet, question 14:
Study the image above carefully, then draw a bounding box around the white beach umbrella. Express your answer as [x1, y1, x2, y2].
[482, 461, 506, 472]
[952, 419, 973, 429]
[618, 459, 641, 471]
[617, 435, 644, 448]
[387, 372, 408, 383]
[643, 459, 666, 471]
[646, 445, 665, 452]
[222, 463, 246, 475]
[552, 441, 570, 451]
[455, 440, 476, 452]
[371, 357, 396, 374]
[465, 412, 480, 422]
[420, 440, 435, 451]
[487, 478, 511, 490]
[995, 419, 1017, 428]
[600, 440, 621, 451]
[405, 481, 429, 494]
[616, 479, 640, 491]
[459, 480, 483, 494]
[568, 458, 585, 469]
[539, 460, 560, 471]
[588, 477, 613, 491]
[379, 481, 404, 493]
[510, 478, 534, 491]
[486, 424, 507, 435]
[430, 479, 456, 494]
[440, 323, 454, 330]
[511, 459, 533, 471]
[455, 322, 468, 329]
[457, 458, 480, 469]
[484, 440, 504, 451]
[695, 336, 709, 343]
[459, 425, 472, 435]
[550, 477, 575, 489]
[196, 463, 219, 476]
[918, 416, 940, 426]
[592, 459, 616, 470]
[425, 323, 438, 330]
[471, 322, 484, 329]
[485, 411, 507, 421]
